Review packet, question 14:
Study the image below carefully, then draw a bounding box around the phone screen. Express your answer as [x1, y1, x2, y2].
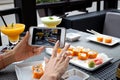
[32, 28, 61, 46]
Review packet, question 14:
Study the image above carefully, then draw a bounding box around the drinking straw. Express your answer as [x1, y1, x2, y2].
[0, 16, 7, 27]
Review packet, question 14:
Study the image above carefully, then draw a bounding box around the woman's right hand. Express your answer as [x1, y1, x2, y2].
[41, 41, 71, 80]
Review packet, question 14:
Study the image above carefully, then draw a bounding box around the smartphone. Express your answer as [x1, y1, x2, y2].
[29, 27, 66, 48]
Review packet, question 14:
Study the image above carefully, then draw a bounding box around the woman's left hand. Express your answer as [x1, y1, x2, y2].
[12, 31, 45, 62]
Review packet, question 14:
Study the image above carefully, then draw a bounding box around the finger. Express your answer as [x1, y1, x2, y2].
[65, 56, 71, 64]
[58, 53, 66, 63]
[38, 46, 45, 53]
[19, 31, 29, 44]
[58, 44, 70, 58]
[44, 57, 49, 64]
[60, 56, 70, 70]
[51, 40, 59, 58]
[23, 31, 29, 41]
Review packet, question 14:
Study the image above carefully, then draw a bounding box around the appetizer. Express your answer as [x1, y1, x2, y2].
[78, 53, 88, 60]
[72, 48, 80, 56]
[104, 37, 112, 43]
[57, 48, 62, 54]
[88, 50, 98, 59]
[32, 64, 44, 79]
[94, 58, 103, 65]
[49, 45, 107, 69]
[88, 58, 103, 68]
[96, 35, 103, 42]
[33, 68, 44, 79]
[96, 35, 112, 44]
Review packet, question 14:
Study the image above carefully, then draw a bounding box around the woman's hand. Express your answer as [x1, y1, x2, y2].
[41, 41, 71, 80]
[12, 31, 45, 62]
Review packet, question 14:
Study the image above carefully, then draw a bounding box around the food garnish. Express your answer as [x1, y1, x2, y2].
[49, 17, 53, 20]
[88, 60, 95, 68]
[11, 23, 14, 28]
[94, 58, 103, 65]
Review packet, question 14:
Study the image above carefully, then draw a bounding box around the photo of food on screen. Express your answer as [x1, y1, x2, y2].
[32, 28, 61, 46]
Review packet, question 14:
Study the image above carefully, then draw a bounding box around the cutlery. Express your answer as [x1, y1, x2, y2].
[86, 29, 101, 35]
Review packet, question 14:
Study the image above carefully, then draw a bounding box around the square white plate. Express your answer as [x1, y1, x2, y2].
[15, 60, 89, 80]
[66, 33, 81, 41]
[46, 48, 113, 71]
[87, 35, 120, 46]
[15, 61, 44, 80]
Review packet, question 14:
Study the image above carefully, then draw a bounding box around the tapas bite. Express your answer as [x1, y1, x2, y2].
[46, 46, 113, 71]
[57, 46, 98, 61]
[15, 61, 45, 80]
[86, 29, 120, 46]
[96, 35, 112, 43]
[87, 35, 120, 46]
[32, 64, 44, 79]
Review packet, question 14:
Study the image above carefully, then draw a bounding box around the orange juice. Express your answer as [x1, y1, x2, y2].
[41, 16, 62, 28]
[0, 24, 25, 43]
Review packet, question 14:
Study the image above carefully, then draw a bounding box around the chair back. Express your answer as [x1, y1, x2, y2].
[103, 12, 120, 38]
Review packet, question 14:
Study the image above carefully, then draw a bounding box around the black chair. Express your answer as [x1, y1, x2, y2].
[59, 9, 120, 38]
[103, 12, 120, 38]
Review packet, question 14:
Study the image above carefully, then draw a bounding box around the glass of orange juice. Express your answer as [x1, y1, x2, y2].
[41, 16, 62, 28]
[0, 23, 25, 49]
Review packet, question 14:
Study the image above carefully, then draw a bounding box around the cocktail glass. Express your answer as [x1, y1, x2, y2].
[0, 23, 25, 64]
[41, 16, 62, 28]
[0, 23, 25, 49]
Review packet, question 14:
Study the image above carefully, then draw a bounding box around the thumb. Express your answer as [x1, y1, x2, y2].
[23, 31, 29, 42]
[19, 31, 29, 44]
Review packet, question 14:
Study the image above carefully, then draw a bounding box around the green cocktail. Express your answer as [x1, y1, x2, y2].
[41, 16, 62, 28]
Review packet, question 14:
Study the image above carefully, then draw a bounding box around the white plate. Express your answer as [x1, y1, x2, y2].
[15, 60, 89, 80]
[62, 68, 89, 80]
[15, 61, 45, 80]
[87, 35, 120, 46]
[46, 48, 113, 71]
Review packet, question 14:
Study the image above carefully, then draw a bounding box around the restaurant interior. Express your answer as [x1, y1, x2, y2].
[0, 0, 120, 80]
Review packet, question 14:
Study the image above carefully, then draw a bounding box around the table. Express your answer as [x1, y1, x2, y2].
[0, 29, 120, 80]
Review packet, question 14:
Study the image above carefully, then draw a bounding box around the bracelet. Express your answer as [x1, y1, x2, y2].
[0, 54, 5, 68]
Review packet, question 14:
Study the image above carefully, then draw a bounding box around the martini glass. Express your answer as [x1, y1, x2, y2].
[41, 16, 62, 28]
[1, 23, 25, 49]
[1, 23, 25, 64]
[41, 16, 62, 53]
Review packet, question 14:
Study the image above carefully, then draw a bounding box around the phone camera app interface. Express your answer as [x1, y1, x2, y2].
[32, 28, 61, 46]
